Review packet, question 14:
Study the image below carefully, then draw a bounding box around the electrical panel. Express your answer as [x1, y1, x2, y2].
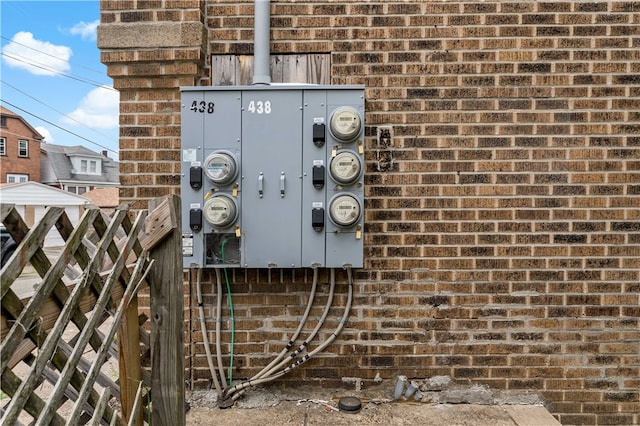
[180, 85, 365, 269]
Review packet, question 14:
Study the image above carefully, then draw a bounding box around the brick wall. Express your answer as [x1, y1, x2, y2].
[99, 2, 640, 425]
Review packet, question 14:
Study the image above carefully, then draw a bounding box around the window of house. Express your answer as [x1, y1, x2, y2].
[7, 174, 28, 183]
[67, 186, 77, 193]
[0, 138, 5, 155]
[0, 116, 6, 128]
[89, 160, 97, 173]
[81, 160, 88, 173]
[18, 140, 28, 157]
[78, 186, 87, 195]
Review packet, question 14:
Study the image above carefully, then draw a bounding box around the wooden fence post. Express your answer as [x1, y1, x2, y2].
[119, 295, 143, 426]
[148, 195, 185, 425]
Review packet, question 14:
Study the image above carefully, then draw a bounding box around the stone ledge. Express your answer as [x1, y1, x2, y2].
[97, 22, 205, 49]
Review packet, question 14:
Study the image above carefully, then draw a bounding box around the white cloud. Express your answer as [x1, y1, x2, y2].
[69, 20, 99, 41]
[1, 32, 72, 76]
[35, 126, 55, 143]
[62, 86, 120, 129]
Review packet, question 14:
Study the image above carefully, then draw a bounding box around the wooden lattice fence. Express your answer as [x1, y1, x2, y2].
[1, 196, 184, 425]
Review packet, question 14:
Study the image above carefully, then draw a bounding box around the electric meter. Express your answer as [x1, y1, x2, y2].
[329, 194, 361, 227]
[329, 106, 362, 142]
[203, 194, 238, 228]
[204, 151, 238, 185]
[329, 150, 362, 185]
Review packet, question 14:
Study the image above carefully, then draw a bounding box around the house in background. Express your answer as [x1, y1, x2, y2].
[0, 181, 88, 246]
[0, 106, 44, 184]
[84, 187, 119, 216]
[41, 143, 119, 195]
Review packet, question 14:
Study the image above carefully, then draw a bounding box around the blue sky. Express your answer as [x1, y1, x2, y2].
[1, 0, 119, 157]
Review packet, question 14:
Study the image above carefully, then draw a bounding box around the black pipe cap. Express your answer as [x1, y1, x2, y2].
[338, 396, 362, 414]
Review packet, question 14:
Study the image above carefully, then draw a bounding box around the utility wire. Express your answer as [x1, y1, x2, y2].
[0, 98, 118, 156]
[1, 52, 115, 90]
[1, 80, 117, 143]
[0, 34, 106, 77]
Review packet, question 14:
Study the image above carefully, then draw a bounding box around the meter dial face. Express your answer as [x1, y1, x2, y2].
[203, 195, 237, 228]
[329, 106, 362, 142]
[330, 150, 362, 185]
[329, 194, 361, 227]
[204, 152, 237, 185]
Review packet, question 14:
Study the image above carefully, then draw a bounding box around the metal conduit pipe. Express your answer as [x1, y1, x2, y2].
[194, 267, 222, 396]
[258, 268, 337, 378]
[253, 267, 319, 378]
[224, 268, 326, 400]
[214, 268, 227, 388]
[252, 0, 271, 85]
[227, 268, 354, 398]
[276, 268, 353, 376]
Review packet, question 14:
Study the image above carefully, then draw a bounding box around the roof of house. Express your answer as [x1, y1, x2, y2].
[0, 181, 89, 205]
[41, 143, 119, 184]
[0, 106, 44, 141]
[84, 187, 120, 208]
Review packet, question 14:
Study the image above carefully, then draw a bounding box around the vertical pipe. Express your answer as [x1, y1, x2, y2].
[252, 0, 271, 85]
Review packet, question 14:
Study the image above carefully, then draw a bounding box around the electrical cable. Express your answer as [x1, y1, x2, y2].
[214, 268, 228, 389]
[224, 267, 320, 400]
[0, 98, 118, 155]
[0, 34, 109, 78]
[193, 267, 222, 396]
[221, 236, 235, 387]
[259, 268, 336, 379]
[1, 51, 116, 90]
[253, 267, 318, 379]
[226, 267, 354, 400]
[2, 81, 117, 143]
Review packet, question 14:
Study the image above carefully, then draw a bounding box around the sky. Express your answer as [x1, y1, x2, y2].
[1, 0, 119, 157]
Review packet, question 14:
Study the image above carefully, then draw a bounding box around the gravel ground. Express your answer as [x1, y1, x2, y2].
[185, 382, 560, 426]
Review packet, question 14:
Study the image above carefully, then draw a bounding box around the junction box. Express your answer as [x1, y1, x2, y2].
[180, 85, 365, 269]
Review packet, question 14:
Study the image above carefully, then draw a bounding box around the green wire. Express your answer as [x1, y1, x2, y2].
[221, 235, 235, 387]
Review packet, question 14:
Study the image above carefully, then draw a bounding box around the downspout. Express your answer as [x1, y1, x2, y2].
[252, 0, 271, 85]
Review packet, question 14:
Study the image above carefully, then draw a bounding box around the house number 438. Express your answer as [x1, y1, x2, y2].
[247, 100, 272, 114]
[190, 101, 215, 114]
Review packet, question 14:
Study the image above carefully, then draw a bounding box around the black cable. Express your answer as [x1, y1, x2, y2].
[2, 81, 117, 143]
[0, 98, 118, 156]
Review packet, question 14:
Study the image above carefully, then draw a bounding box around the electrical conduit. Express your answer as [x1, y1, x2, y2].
[215, 268, 227, 388]
[224, 267, 320, 400]
[194, 267, 222, 396]
[226, 268, 354, 398]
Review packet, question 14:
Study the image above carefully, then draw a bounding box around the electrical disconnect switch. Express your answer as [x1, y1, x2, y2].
[313, 123, 326, 147]
[190, 165, 202, 189]
[312, 164, 325, 189]
[190, 208, 203, 232]
[312, 207, 325, 231]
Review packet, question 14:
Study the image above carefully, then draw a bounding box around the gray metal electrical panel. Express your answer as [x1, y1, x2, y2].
[180, 85, 365, 269]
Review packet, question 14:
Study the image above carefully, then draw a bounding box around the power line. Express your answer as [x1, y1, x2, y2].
[1, 52, 115, 91]
[1, 80, 117, 143]
[0, 34, 106, 76]
[1, 99, 118, 156]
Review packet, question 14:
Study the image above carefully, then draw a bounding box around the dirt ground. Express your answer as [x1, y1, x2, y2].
[185, 383, 561, 426]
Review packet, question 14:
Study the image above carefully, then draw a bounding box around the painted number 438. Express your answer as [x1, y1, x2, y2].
[247, 100, 272, 114]
[190, 101, 215, 114]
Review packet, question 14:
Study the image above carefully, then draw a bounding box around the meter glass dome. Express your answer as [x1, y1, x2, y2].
[204, 152, 238, 185]
[329, 150, 362, 185]
[329, 194, 361, 227]
[203, 194, 238, 228]
[329, 106, 362, 142]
